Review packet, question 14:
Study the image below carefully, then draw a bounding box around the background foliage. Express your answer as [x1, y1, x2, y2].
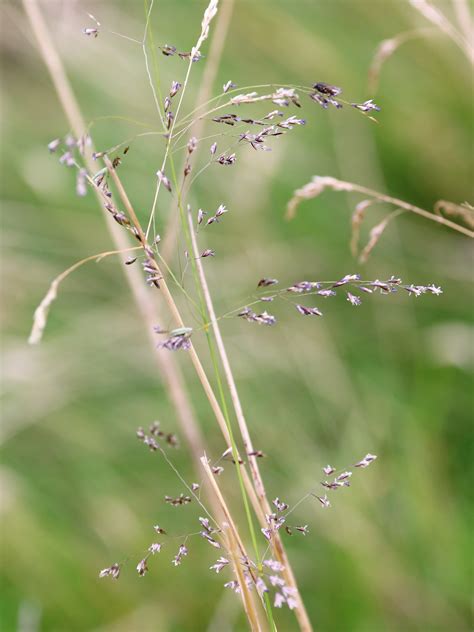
[1, 1, 472, 630]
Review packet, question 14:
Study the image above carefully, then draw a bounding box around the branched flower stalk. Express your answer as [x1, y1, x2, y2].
[23, 0, 270, 627]
[23, 0, 472, 630]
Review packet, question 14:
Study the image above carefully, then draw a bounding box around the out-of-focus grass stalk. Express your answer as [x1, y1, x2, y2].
[286, 175, 474, 239]
[452, 0, 474, 46]
[28, 245, 140, 345]
[410, 0, 474, 63]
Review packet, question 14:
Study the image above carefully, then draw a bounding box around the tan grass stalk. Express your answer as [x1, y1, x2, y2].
[22, 5, 269, 628]
[368, 28, 435, 95]
[359, 209, 406, 263]
[350, 199, 375, 258]
[452, 0, 474, 45]
[409, 0, 474, 63]
[434, 200, 474, 230]
[286, 175, 474, 240]
[105, 144, 301, 632]
[28, 246, 140, 345]
[201, 457, 265, 632]
[187, 212, 313, 632]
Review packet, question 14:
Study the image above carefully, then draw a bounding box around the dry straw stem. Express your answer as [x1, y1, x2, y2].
[286, 176, 474, 240]
[434, 200, 474, 230]
[103, 154, 289, 583]
[369, 1, 473, 95]
[103, 154, 234, 448]
[201, 457, 265, 632]
[160, 2, 309, 623]
[359, 208, 406, 263]
[350, 199, 375, 258]
[162, 446, 262, 629]
[28, 246, 141, 345]
[409, 0, 474, 64]
[188, 212, 313, 631]
[187, 211, 268, 504]
[452, 0, 474, 45]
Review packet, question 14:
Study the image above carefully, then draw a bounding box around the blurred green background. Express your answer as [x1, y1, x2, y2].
[1, 1, 473, 630]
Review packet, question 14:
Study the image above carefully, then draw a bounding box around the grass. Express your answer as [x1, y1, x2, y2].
[1, 0, 473, 630]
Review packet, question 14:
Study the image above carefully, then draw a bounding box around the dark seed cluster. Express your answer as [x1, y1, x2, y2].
[165, 494, 192, 506]
[308, 81, 381, 114]
[136, 422, 179, 450]
[238, 308, 277, 326]
[160, 44, 203, 62]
